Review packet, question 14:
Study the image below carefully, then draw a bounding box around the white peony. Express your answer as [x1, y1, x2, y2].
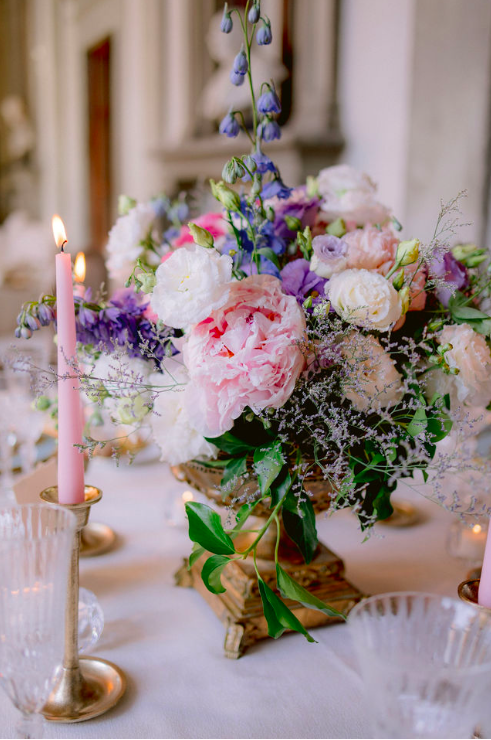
[317, 164, 391, 225]
[341, 332, 403, 412]
[149, 358, 218, 465]
[87, 353, 151, 426]
[326, 269, 402, 331]
[106, 203, 156, 283]
[150, 244, 233, 329]
[426, 323, 491, 408]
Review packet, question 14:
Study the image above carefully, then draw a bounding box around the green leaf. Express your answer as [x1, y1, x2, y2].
[422, 469, 429, 483]
[258, 577, 316, 642]
[220, 455, 248, 488]
[185, 502, 235, 555]
[188, 542, 205, 570]
[269, 467, 291, 508]
[276, 565, 345, 619]
[406, 406, 427, 437]
[426, 414, 452, 442]
[282, 490, 318, 564]
[451, 306, 490, 321]
[235, 501, 258, 528]
[372, 485, 394, 520]
[204, 431, 255, 455]
[201, 555, 230, 594]
[256, 247, 280, 269]
[253, 441, 284, 495]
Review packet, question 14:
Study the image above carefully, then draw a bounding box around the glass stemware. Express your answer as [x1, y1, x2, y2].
[0, 504, 76, 738]
[348, 592, 491, 739]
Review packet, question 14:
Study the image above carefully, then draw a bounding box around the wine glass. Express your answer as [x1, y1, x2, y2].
[348, 592, 491, 739]
[0, 504, 76, 738]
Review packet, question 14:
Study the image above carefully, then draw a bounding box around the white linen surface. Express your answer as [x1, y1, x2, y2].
[0, 456, 465, 739]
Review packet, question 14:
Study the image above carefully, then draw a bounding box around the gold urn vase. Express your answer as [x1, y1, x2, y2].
[172, 460, 363, 658]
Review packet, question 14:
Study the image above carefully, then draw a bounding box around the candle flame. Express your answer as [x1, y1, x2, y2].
[473, 524, 482, 534]
[52, 214, 67, 249]
[74, 252, 86, 282]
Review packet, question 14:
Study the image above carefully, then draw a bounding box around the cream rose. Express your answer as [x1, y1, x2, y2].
[326, 269, 402, 331]
[426, 323, 491, 407]
[150, 244, 233, 329]
[341, 332, 404, 412]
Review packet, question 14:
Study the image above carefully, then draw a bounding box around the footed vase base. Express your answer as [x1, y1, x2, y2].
[175, 542, 364, 658]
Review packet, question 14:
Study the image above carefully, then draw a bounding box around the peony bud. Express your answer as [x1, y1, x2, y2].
[396, 238, 419, 266]
[188, 222, 215, 248]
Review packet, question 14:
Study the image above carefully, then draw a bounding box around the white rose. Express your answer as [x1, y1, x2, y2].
[149, 358, 218, 466]
[426, 323, 491, 407]
[150, 244, 233, 329]
[317, 164, 391, 225]
[341, 332, 404, 412]
[106, 203, 156, 283]
[327, 269, 402, 331]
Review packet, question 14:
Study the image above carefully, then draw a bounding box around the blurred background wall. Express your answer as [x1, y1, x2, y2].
[1, 0, 491, 331]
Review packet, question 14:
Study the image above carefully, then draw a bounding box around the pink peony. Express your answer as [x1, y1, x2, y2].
[173, 212, 228, 249]
[183, 275, 306, 436]
[344, 225, 399, 271]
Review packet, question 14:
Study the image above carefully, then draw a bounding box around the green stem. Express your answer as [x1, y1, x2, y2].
[274, 514, 281, 564]
[238, 490, 289, 558]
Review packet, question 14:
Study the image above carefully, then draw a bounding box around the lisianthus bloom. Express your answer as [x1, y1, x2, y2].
[271, 186, 319, 240]
[343, 225, 399, 271]
[310, 235, 348, 278]
[430, 251, 468, 306]
[280, 258, 327, 306]
[149, 358, 218, 466]
[183, 275, 306, 436]
[426, 323, 491, 408]
[106, 202, 156, 283]
[150, 244, 233, 329]
[172, 211, 228, 250]
[341, 332, 404, 412]
[87, 353, 152, 426]
[317, 165, 391, 226]
[327, 268, 402, 331]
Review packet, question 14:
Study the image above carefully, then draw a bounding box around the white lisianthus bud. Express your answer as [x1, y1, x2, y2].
[118, 194, 137, 216]
[399, 286, 411, 314]
[396, 238, 419, 267]
[139, 272, 157, 293]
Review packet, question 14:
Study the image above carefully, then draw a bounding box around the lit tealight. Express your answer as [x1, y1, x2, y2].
[74, 252, 86, 283]
[182, 491, 194, 504]
[473, 524, 482, 535]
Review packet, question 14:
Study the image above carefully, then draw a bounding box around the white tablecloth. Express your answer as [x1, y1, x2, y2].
[0, 456, 469, 739]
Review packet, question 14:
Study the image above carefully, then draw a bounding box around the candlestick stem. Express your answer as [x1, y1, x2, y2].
[39, 485, 126, 723]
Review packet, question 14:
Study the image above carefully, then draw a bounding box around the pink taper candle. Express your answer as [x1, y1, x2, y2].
[53, 215, 85, 504]
[478, 529, 491, 607]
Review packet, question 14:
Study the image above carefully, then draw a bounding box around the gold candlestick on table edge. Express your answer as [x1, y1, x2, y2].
[80, 521, 117, 558]
[459, 579, 485, 609]
[40, 485, 126, 723]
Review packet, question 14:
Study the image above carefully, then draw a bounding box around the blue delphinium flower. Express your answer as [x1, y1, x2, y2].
[259, 117, 281, 141]
[233, 46, 248, 75]
[230, 69, 245, 87]
[261, 176, 293, 200]
[256, 17, 272, 45]
[219, 110, 240, 138]
[220, 3, 233, 33]
[252, 146, 277, 174]
[257, 86, 281, 114]
[36, 302, 54, 326]
[248, 2, 260, 23]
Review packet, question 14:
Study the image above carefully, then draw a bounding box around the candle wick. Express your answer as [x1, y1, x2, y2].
[61, 240, 67, 252]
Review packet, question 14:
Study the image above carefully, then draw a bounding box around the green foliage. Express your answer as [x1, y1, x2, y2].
[185, 502, 235, 555]
[258, 577, 316, 642]
[253, 441, 284, 494]
[220, 455, 248, 489]
[448, 292, 491, 336]
[282, 489, 318, 564]
[201, 555, 230, 594]
[276, 565, 345, 618]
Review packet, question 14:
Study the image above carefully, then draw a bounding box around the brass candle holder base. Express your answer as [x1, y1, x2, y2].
[176, 542, 363, 659]
[80, 522, 116, 558]
[40, 486, 126, 723]
[458, 579, 483, 608]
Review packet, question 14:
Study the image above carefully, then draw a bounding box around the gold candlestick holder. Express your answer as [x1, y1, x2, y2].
[39, 485, 126, 723]
[80, 522, 117, 558]
[458, 578, 486, 610]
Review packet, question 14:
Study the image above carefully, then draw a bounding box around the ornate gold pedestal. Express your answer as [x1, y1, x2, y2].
[173, 461, 364, 658]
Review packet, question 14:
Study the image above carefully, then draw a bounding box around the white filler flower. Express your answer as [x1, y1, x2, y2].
[150, 244, 233, 329]
[327, 268, 402, 331]
[106, 203, 156, 283]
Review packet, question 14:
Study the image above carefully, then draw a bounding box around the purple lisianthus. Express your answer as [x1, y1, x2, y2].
[430, 251, 469, 306]
[310, 234, 348, 279]
[280, 258, 327, 307]
[273, 189, 320, 240]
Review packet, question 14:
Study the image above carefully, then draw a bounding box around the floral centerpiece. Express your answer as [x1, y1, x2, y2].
[18, 1, 491, 643]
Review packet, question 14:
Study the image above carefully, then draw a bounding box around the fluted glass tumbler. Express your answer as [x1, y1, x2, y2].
[0, 504, 76, 738]
[348, 592, 491, 739]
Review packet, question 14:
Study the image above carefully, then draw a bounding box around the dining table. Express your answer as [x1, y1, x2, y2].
[0, 452, 471, 739]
